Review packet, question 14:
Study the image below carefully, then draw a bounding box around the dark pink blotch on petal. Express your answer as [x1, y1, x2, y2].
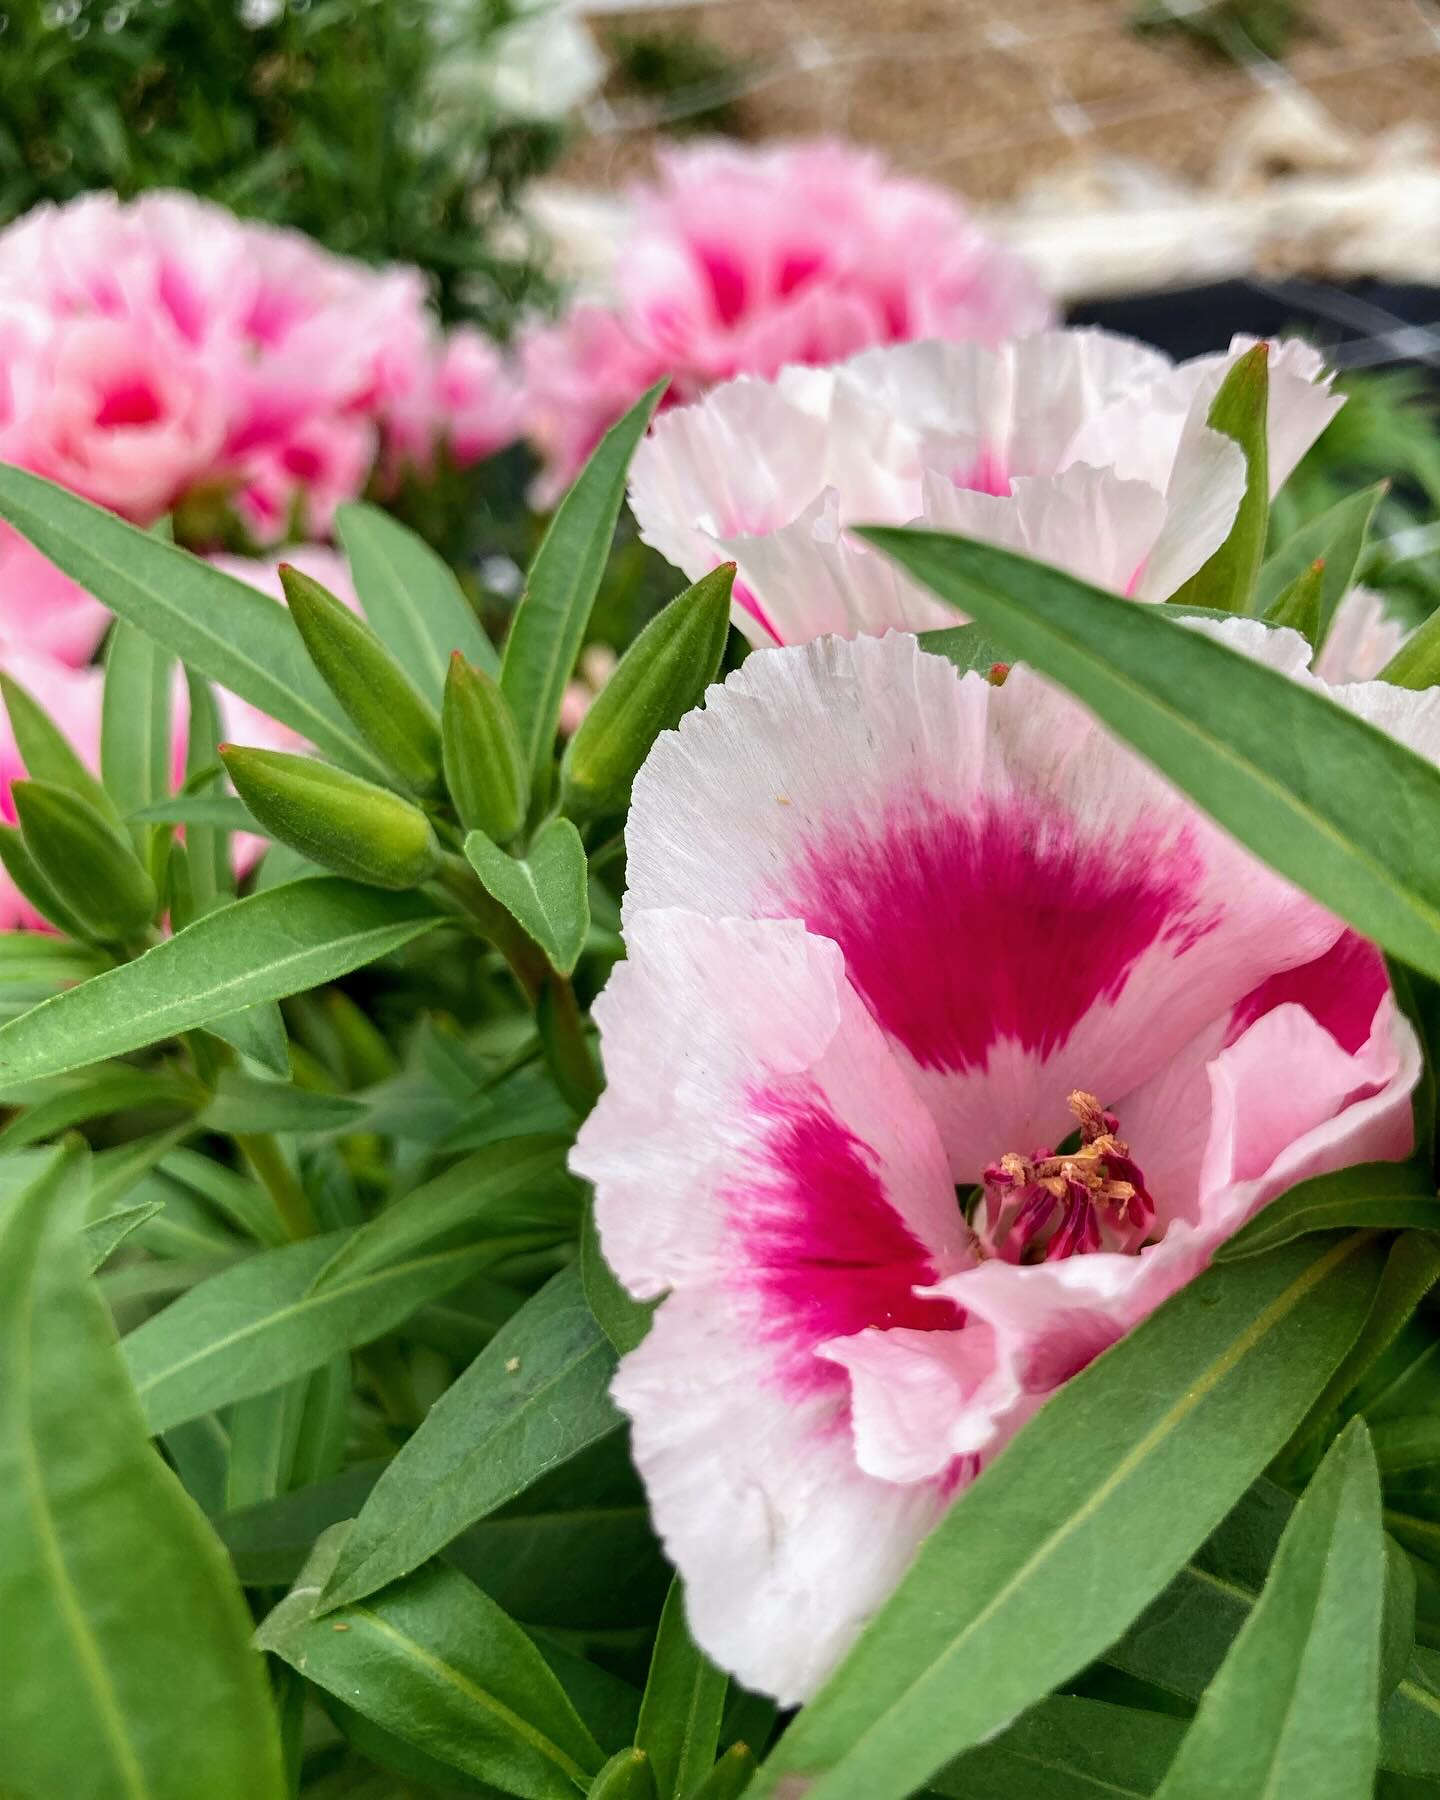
[780, 796, 1209, 1073]
[1228, 929, 1388, 1055]
[728, 1086, 960, 1393]
[731, 578, 785, 646]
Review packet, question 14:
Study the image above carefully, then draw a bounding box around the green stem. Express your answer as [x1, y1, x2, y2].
[237, 1133, 318, 1241]
[433, 855, 547, 1000]
[540, 974, 601, 1115]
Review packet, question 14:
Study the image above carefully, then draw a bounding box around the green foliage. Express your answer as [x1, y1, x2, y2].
[0, 0, 559, 331]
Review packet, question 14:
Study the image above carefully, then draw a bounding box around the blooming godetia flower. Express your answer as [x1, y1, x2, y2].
[573, 625, 1435, 1705]
[627, 326, 1345, 647]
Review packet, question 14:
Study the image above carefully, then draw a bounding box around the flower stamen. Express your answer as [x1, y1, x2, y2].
[980, 1090, 1155, 1262]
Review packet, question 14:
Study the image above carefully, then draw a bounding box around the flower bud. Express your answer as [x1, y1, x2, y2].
[587, 1749, 657, 1800]
[560, 563, 734, 822]
[280, 562, 442, 794]
[0, 823, 89, 939]
[221, 746, 440, 890]
[442, 652, 528, 843]
[11, 780, 157, 941]
[689, 1745, 759, 1800]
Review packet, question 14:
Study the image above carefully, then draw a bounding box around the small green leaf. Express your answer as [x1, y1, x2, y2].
[338, 499, 499, 692]
[864, 527, 1440, 987]
[0, 666, 114, 821]
[102, 618, 174, 857]
[320, 1261, 622, 1612]
[930, 1696, 1184, 1800]
[257, 1526, 604, 1799]
[0, 823, 89, 938]
[582, 1197, 656, 1355]
[561, 563, 735, 822]
[465, 817, 590, 976]
[1218, 1162, 1440, 1261]
[222, 748, 440, 890]
[745, 1233, 1383, 1800]
[0, 464, 389, 780]
[181, 667, 234, 913]
[202, 1071, 368, 1135]
[1263, 556, 1325, 638]
[1154, 1421, 1384, 1799]
[12, 779, 157, 940]
[281, 560, 442, 793]
[206, 1001, 291, 1078]
[443, 652, 528, 842]
[590, 1748, 659, 1800]
[0, 878, 441, 1084]
[638, 1580, 728, 1800]
[82, 1200, 166, 1270]
[0, 1148, 286, 1798]
[502, 383, 665, 802]
[1383, 605, 1440, 692]
[1169, 344, 1269, 614]
[1257, 482, 1385, 640]
[129, 793, 261, 831]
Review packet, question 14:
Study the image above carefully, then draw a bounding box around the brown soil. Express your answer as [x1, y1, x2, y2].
[564, 0, 1440, 202]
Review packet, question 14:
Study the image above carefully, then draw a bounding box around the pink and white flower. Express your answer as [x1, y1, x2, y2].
[521, 139, 1052, 505]
[574, 623, 1430, 1703]
[628, 330, 1341, 646]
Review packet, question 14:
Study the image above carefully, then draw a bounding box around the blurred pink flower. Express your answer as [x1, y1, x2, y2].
[521, 139, 1053, 505]
[0, 532, 108, 668]
[0, 190, 514, 578]
[574, 624, 1432, 1703]
[629, 329, 1341, 645]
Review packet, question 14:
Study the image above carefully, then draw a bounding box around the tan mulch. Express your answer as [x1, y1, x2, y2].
[564, 0, 1440, 201]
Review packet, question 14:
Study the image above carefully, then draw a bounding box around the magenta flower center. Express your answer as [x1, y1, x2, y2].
[981, 1089, 1156, 1263]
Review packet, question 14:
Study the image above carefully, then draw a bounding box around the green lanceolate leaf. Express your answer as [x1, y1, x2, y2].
[501, 383, 665, 800]
[915, 623, 1017, 680]
[746, 1232, 1384, 1800]
[1257, 482, 1385, 640]
[1384, 605, 1440, 692]
[0, 1149, 285, 1799]
[320, 1261, 622, 1612]
[181, 668, 234, 914]
[1264, 556, 1325, 639]
[0, 464, 389, 780]
[281, 560, 442, 793]
[1169, 343, 1269, 614]
[591, 1749, 659, 1800]
[258, 1527, 603, 1800]
[1105, 1479, 1440, 1779]
[123, 1159, 564, 1436]
[202, 1070, 368, 1135]
[1153, 1420, 1385, 1799]
[1374, 1416, 1440, 1478]
[205, 1001, 291, 1079]
[12, 780, 157, 941]
[582, 1197, 656, 1356]
[222, 748, 440, 889]
[102, 619, 174, 857]
[560, 563, 735, 823]
[337, 499, 499, 692]
[443, 652, 529, 842]
[0, 878, 441, 1083]
[864, 527, 1440, 987]
[930, 1696, 1185, 1800]
[0, 666, 114, 821]
[128, 793, 260, 832]
[0, 822, 89, 937]
[638, 1580, 728, 1800]
[465, 817, 590, 976]
[1218, 1161, 1440, 1260]
[83, 1201, 166, 1271]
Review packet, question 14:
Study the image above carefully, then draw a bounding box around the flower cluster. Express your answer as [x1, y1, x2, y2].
[0, 190, 519, 659]
[576, 329, 1437, 1702]
[520, 139, 1053, 503]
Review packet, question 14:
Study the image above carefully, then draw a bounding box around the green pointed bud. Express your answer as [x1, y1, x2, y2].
[1264, 556, 1324, 639]
[280, 561, 442, 794]
[1169, 343, 1270, 616]
[1381, 601, 1440, 691]
[0, 823, 90, 939]
[221, 746, 440, 890]
[442, 652, 528, 842]
[561, 563, 735, 822]
[689, 1744, 759, 1800]
[11, 780, 157, 941]
[588, 1748, 657, 1800]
